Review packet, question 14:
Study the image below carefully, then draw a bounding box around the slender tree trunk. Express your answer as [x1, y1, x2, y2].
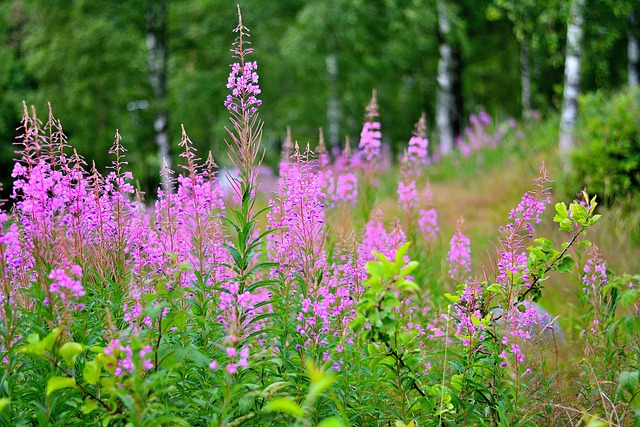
[521, 34, 532, 119]
[436, 0, 455, 156]
[629, 10, 639, 88]
[326, 52, 341, 150]
[147, 0, 171, 190]
[559, 0, 585, 168]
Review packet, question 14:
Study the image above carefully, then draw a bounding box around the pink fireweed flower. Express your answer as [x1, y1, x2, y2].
[48, 264, 85, 306]
[583, 248, 607, 294]
[358, 90, 382, 164]
[447, 217, 471, 282]
[418, 208, 439, 242]
[359, 209, 408, 263]
[407, 113, 429, 165]
[334, 172, 358, 203]
[398, 180, 418, 211]
[581, 246, 608, 334]
[224, 8, 261, 117]
[496, 164, 551, 293]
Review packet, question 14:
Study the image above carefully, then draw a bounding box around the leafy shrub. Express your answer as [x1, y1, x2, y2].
[569, 88, 640, 204]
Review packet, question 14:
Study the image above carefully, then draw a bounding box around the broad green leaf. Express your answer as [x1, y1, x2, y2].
[83, 360, 102, 385]
[553, 202, 568, 222]
[365, 261, 384, 278]
[372, 251, 396, 275]
[399, 261, 419, 277]
[486, 283, 501, 293]
[394, 241, 411, 265]
[60, 342, 85, 366]
[80, 399, 99, 414]
[589, 214, 602, 225]
[47, 376, 76, 395]
[17, 328, 61, 359]
[319, 417, 345, 427]
[617, 371, 639, 396]
[397, 279, 419, 292]
[557, 255, 574, 273]
[0, 398, 9, 412]
[444, 293, 460, 303]
[264, 397, 304, 418]
[350, 317, 365, 333]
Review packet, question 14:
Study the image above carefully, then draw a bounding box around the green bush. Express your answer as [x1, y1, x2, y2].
[569, 88, 640, 205]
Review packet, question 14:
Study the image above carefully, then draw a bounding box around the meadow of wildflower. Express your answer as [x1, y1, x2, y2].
[0, 8, 638, 427]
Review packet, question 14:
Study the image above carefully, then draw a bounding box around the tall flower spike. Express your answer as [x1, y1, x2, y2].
[224, 6, 264, 194]
[358, 89, 382, 164]
[316, 127, 331, 169]
[224, 6, 262, 118]
[407, 112, 429, 166]
[448, 217, 471, 283]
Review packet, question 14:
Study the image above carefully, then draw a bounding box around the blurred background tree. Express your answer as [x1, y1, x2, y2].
[0, 0, 636, 199]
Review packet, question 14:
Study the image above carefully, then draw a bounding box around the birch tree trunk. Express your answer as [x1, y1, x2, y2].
[559, 0, 585, 167]
[436, 0, 455, 156]
[521, 34, 532, 119]
[147, 0, 171, 190]
[326, 53, 341, 150]
[629, 10, 639, 88]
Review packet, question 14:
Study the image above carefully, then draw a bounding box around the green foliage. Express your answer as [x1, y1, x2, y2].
[569, 89, 640, 204]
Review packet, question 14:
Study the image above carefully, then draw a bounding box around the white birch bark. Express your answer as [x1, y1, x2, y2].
[147, 0, 171, 191]
[629, 10, 639, 88]
[326, 53, 341, 149]
[521, 35, 532, 119]
[559, 0, 585, 166]
[436, 0, 455, 156]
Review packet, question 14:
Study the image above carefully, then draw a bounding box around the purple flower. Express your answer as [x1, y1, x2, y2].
[398, 180, 418, 211]
[224, 14, 261, 117]
[358, 90, 382, 164]
[447, 218, 471, 282]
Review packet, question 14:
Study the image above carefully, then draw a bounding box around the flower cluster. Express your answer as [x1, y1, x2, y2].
[103, 339, 153, 378]
[447, 217, 471, 282]
[407, 113, 429, 164]
[358, 90, 382, 164]
[224, 12, 261, 117]
[48, 264, 85, 308]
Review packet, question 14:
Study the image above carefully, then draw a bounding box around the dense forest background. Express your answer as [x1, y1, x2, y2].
[0, 0, 637, 197]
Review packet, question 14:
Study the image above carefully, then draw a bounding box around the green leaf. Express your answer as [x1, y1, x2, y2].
[83, 360, 102, 385]
[264, 397, 304, 418]
[397, 279, 419, 292]
[617, 371, 639, 396]
[444, 293, 460, 303]
[80, 399, 99, 414]
[318, 417, 345, 427]
[372, 251, 396, 275]
[553, 202, 568, 222]
[350, 317, 365, 333]
[47, 376, 76, 395]
[0, 398, 9, 412]
[556, 255, 574, 273]
[41, 329, 61, 351]
[394, 241, 411, 265]
[399, 261, 419, 277]
[222, 243, 243, 267]
[60, 342, 86, 366]
[486, 283, 501, 293]
[17, 328, 61, 359]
